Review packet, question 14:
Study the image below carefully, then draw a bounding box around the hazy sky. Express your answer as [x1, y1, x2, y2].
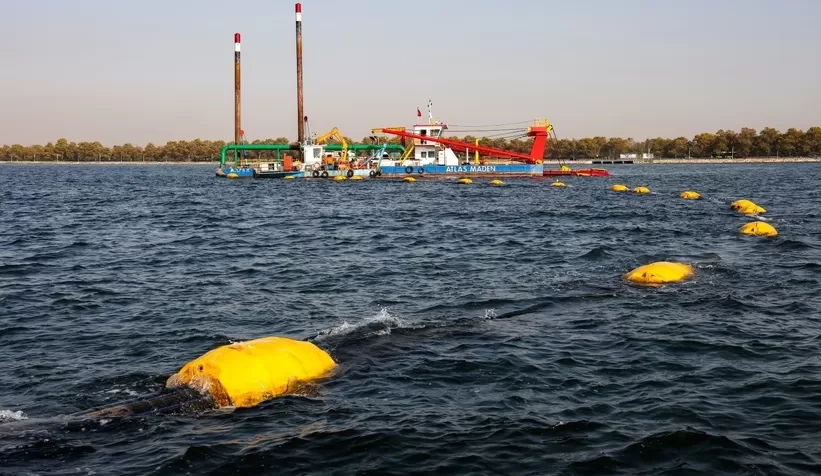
[2, 0, 820, 146]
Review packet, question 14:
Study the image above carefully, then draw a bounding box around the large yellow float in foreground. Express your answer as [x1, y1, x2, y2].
[165, 336, 337, 408]
[81, 336, 337, 418]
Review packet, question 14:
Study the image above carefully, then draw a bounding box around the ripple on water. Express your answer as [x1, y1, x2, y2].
[1, 164, 821, 475]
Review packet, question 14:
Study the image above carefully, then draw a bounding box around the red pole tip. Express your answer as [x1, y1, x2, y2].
[295, 3, 301, 13]
[234, 33, 240, 43]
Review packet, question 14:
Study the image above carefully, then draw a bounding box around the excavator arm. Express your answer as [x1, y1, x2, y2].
[314, 127, 348, 161]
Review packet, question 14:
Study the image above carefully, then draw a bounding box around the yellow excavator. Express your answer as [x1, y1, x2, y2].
[313, 127, 349, 164]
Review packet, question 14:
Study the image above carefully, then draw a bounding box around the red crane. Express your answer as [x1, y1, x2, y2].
[371, 121, 554, 164]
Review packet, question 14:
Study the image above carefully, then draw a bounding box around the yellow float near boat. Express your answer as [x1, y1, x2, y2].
[739, 221, 778, 237]
[458, 178, 472, 184]
[551, 181, 566, 187]
[611, 184, 628, 192]
[350, 175, 363, 181]
[226, 173, 239, 179]
[624, 261, 694, 286]
[404, 176, 416, 183]
[165, 336, 337, 409]
[334, 175, 347, 181]
[731, 199, 766, 215]
[490, 179, 504, 186]
[680, 190, 701, 200]
[284, 175, 295, 180]
[633, 186, 650, 194]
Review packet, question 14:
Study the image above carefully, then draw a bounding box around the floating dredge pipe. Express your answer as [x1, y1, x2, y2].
[218, 144, 406, 167]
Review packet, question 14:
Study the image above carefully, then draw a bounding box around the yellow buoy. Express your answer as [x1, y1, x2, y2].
[611, 184, 628, 192]
[739, 221, 778, 237]
[551, 181, 566, 187]
[458, 178, 472, 184]
[633, 186, 650, 194]
[350, 175, 363, 181]
[226, 173, 239, 179]
[166, 336, 337, 409]
[284, 175, 295, 180]
[624, 261, 694, 286]
[680, 190, 701, 200]
[403, 176, 416, 183]
[489, 179, 504, 186]
[730, 199, 766, 215]
[334, 175, 347, 181]
[731, 199, 756, 210]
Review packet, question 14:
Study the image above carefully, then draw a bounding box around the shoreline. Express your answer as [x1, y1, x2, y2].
[1, 157, 819, 166]
[646, 157, 821, 164]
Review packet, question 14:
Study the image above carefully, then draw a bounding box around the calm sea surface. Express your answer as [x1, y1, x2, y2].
[1, 163, 820, 475]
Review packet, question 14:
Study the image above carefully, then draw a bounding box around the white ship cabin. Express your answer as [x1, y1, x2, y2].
[408, 122, 460, 167]
[301, 143, 325, 169]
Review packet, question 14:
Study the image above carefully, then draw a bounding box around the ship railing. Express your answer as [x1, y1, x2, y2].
[249, 160, 288, 173]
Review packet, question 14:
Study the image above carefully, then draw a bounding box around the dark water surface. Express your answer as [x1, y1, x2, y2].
[1, 163, 820, 475]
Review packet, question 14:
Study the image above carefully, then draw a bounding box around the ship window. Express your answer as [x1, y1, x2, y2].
[313, 149, 321, 158]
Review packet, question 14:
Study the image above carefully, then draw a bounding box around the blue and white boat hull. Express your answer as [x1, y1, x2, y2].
[377, 164, 543, 178]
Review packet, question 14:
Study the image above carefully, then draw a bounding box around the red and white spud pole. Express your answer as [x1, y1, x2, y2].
[234, 33, 242, 147]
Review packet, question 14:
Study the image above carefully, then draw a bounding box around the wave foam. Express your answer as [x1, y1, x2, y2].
[0, 410, 28, 423]
[313, 308, 418, 344]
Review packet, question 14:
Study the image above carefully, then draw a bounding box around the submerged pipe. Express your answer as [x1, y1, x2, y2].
[80, 386, 217, 419]
[295, 3, 304, 144]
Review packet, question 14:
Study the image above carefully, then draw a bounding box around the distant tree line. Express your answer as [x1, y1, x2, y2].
[2, 127, 820, 162]
[545, 127, 821, 160]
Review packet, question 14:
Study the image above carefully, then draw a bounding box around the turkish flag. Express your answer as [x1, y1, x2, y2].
[417, 107, 421, 117]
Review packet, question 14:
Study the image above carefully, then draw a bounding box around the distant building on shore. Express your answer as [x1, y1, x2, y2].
[620, 153, 655, 160]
